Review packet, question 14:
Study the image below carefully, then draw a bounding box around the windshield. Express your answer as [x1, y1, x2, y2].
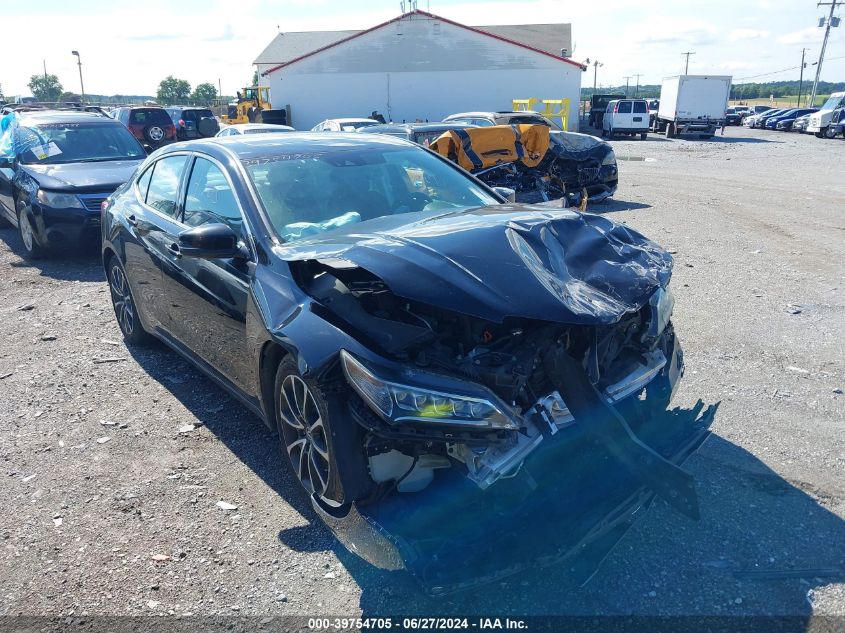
[819, 94, 845, 111]
[342, 121, 379, 130]
[507, 115, 563, 131]
[15, 122, 145, 165]
[243, 145, 499, 243]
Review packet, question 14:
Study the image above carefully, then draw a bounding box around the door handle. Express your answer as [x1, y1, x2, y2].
[168, 242, 182, 257]
[127, 214, 139, 227]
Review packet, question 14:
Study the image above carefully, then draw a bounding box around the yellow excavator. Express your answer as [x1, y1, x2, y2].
[220, 86, 288, 126]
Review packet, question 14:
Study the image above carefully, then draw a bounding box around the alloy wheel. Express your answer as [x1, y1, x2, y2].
[278, 375, 332, 501]
[109, 263, 135, 336]
[19, 212, 34, 251]
[148, 126, 164, 141]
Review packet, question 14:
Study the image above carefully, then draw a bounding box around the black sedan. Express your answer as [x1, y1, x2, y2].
[0, 110, 146, 258]
[102, 134, 707, 591]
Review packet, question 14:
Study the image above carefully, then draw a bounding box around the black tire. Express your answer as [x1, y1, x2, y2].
[16, 203, 48, 259]
[144, 125, 166, 144]
[607, 128, 615, 140]
[815, 131, 824, 138]
[640, 133, 647, 140]
[273, 357, 372, 509]
[197, 117, 219, 137]
[666, 122, 676, 138]
[106, 255, 152, 345]
[824, 126, 838, 139]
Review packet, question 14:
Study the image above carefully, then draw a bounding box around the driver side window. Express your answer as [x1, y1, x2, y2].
[183, 157, 243, 233]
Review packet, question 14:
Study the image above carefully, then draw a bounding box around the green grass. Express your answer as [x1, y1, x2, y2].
[732, 95, 830, 108]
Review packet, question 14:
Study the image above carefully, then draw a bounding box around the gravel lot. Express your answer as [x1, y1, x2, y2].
[0, 126, 843, 621]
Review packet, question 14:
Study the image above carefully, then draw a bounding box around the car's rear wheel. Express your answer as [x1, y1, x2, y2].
[145, 126, 165, 143]
[640, 133, 647, 140]
[17, 203, 47, 259]
[106, 255, 151, 345]
[274, 358, 371, 510]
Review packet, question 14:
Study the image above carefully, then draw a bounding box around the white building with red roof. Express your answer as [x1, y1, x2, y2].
[255, 10, 584, 131]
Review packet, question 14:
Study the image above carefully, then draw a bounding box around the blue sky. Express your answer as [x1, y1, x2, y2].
[2, 0, 843, 97]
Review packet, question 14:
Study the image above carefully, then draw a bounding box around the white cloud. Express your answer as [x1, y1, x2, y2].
[778, 27, 825, 45]
[729, 28, 770, 41]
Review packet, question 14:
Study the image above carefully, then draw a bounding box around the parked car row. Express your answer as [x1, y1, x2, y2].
[742, 92, 845, 139]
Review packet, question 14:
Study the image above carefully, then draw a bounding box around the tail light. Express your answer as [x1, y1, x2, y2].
[178, 119, 185, 127]
[614, 104, 619, 113]
[168, 125, 177, 137]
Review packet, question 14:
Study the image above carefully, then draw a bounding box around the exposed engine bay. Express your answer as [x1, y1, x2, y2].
[300, 260, 681, 501]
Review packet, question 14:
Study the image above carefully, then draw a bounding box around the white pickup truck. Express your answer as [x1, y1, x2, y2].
[653, 75, 732, 138]
[806, 91, 845, 138]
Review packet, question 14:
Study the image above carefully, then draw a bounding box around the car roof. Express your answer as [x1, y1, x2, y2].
[164, 132, 413, 161]
[16, 110, 122, 125]
[361, 122, 475, 133]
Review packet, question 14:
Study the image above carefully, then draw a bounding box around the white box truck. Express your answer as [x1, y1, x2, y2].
[654, 75, 732, 138]
[806, 91, 845, 138]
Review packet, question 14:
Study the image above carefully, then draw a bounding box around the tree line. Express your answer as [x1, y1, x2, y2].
[22, 73, 221, 105]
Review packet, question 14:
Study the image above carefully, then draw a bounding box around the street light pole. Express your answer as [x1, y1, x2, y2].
[634, 73, 643, 96]
[71, 50, 85, 104]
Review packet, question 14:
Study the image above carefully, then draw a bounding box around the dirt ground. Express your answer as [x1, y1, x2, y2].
[0, 126, 843, 621]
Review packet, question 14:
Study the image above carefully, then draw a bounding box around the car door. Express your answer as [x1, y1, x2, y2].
[123, 154, 190, 332]
[632, 101, 647, 128]
[160, 154, 256, 396]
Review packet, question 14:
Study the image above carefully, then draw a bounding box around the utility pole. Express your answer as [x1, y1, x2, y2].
[797, 48, 809, 107]
[633, 73, 643, 96]
[71, 51, 85, 103]
[585, 58, 603, 94]
[681, 51, 696, 74]
[43, 59, 48, 82]
[809, 0, 840, 107]
[623, 75, 632, 96]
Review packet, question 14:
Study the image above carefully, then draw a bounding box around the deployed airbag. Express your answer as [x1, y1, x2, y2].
[429, 124, 549, 171]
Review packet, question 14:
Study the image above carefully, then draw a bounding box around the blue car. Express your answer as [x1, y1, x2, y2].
[774, 108, 819, 131]
[753, 108, 787, 128]
[0, 110, 146, 258]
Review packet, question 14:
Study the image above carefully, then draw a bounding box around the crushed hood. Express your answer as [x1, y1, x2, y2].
[276, 206, 672, 325]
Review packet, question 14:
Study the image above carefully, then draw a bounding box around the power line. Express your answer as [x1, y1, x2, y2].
[733, 54, 845, 82]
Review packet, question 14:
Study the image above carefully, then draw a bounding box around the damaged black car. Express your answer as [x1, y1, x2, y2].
[102, 134, 711, 593]
[429, 124, 618, 206]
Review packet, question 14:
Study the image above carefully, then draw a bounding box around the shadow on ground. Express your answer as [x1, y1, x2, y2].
[0, 227, 104, 282]
[125, 338, 845, 620]
[589, 199, 652, 214]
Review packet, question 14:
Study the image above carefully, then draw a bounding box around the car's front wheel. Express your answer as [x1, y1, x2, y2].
[106, 255, 151, 345]
[274, 358, 371, 510]
[16, 203, 47, 259]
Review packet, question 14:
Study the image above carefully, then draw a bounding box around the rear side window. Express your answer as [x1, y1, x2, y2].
[145, 155, 188, 218]
[617, 101, 633, 114]
[130, 109, 171, 126]
[633, 101, 647, 114]
[136, 165, 154, 200]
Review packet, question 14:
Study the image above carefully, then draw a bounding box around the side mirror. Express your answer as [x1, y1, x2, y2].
[492, 186, 516, 203]
[0, 156, 14, 170]
[177, 223, 245, 259]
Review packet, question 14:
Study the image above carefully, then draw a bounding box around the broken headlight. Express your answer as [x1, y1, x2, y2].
[340, 350, 519, 430]
[645, 284, 675, 339]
